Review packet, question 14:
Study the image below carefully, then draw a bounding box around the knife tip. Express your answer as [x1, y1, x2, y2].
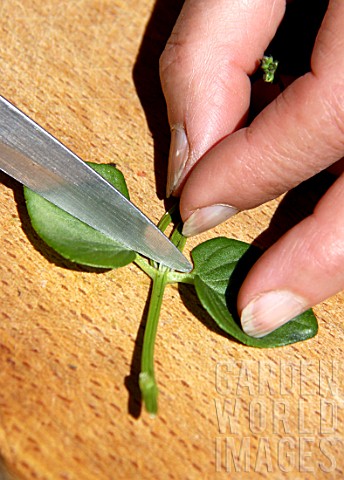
[163, 252, 193, 273]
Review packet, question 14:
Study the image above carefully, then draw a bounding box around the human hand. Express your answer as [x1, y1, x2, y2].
[159, 0, 344, 337]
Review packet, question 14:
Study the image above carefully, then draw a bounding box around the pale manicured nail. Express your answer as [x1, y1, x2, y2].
[166, 124, 189, 197]
[241, 290, 308, 338]
[182, 204, 238, 237]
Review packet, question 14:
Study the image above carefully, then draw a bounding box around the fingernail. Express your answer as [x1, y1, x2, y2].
[182, 204, 238, 237]
[166, 124, 189, 197]
[241, 290, 308, 338]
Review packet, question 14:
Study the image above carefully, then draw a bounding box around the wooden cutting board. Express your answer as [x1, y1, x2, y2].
[0, 1, 343, 479]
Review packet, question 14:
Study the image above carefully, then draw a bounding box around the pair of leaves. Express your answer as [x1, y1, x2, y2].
[24, 162, 318, 348]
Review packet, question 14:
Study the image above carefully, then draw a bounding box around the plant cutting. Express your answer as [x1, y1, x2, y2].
[24, 162, 318, 416]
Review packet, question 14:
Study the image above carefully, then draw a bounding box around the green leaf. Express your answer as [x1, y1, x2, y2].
[191, 237, 318, 347]
[24, 162, 136, 269]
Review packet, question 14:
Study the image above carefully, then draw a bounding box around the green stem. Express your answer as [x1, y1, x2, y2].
[139, 266, 168, 416]
[169, 222, 187, 252]
[156, 204, 177, 233]
[166, 270, 194, 285]
[138, 204, 191, 416]
[134, 254, 157, 279]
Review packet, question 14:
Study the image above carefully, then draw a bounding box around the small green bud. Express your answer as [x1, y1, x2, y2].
[261, 55, 279, 83]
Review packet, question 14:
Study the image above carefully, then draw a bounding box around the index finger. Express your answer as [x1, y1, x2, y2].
[160, 0, 286, 195]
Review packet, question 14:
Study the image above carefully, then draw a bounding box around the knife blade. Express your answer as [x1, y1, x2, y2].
[0, 96, 192, 273]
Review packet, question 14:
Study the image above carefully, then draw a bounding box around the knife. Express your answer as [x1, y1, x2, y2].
[0, 96, 192, 273]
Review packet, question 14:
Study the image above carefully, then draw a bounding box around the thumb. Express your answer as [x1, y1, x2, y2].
[238, 172, 344, 338]
[160, 0, 285, 196]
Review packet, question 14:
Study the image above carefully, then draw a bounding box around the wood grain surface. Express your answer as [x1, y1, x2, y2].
[0, 1, 343, 479]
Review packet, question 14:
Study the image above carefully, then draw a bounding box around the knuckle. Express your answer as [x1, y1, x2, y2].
[159, 35, 191, 81]
[308, 214, 344, 278]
